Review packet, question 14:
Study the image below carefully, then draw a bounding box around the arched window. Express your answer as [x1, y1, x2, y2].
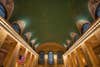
[23, 34, 28, 42]
[12, 23, 21, 34]
[95, 4, 100, 18]
[38, 51, 45, 64]
[57, 52, 63, 64]
[0, 3, 7, 19]
[73, 34, 79, 42]
[81, 23, 90, 34]
[66, 40, 72, 50]
[48, 52, 54, 64]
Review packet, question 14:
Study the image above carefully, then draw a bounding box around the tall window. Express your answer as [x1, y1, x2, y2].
[39, 51, 45, 64]
[12, 23, 21, 34]
[95, 4, 100, 18]
[0, 3, 7, 19]
[48, 52, 54, 64]
[81, 23, 90, 34]
[57, 52, 63, 64]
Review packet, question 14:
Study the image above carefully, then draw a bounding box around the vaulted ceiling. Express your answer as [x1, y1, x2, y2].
[11, 0, 92, 45]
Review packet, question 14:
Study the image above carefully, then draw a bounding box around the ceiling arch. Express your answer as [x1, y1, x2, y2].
[36, 42, 66, 53]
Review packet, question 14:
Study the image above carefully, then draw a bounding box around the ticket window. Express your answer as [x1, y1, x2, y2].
[0, 35, 17, 66]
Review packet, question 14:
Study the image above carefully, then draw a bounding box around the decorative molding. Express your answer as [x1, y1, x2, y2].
[0, 17, 38, 56]
[64, 18, 100, 56]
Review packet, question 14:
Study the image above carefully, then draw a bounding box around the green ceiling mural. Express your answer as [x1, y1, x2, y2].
[11, 0, 92, 44]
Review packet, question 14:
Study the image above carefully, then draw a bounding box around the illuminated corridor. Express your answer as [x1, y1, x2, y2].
[0, 0, 100, 67]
